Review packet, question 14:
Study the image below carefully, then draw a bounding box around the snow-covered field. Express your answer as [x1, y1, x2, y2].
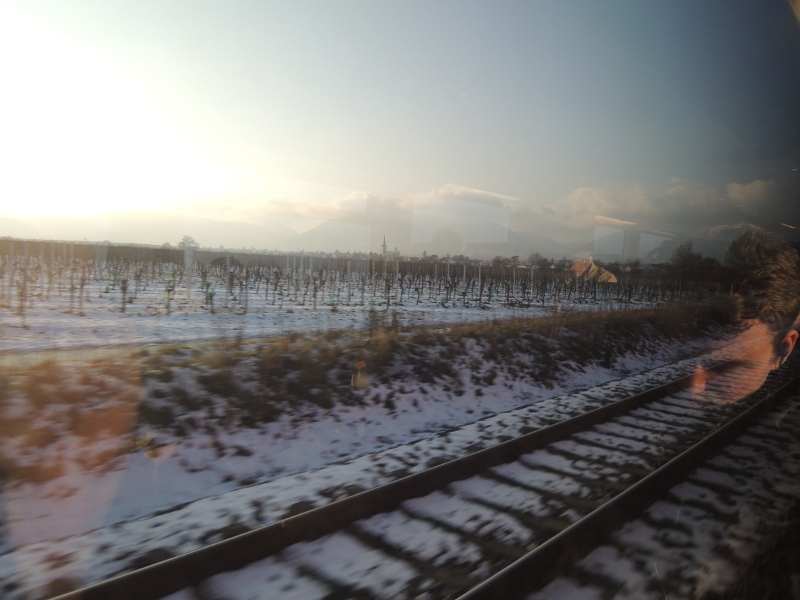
[0, 262, 648, 355]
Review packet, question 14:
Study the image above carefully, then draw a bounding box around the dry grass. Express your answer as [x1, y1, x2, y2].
[141, 303, 725, 432]
[0, 359, 142, 485]
[0, 303, 727, 473]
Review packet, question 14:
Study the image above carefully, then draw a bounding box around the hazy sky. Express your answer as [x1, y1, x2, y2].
[2, 1, 800, 243]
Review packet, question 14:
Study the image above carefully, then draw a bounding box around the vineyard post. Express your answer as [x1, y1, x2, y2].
[272, 268, 278, 306]
[60, 242, 67, 296]
[541, 272, 545, 306]
[243, 265, 249, 314]
[347, 261, 352, 303]
[225, 255, 231, 308]
[372, 258, 377, 299]
[38, 243, 45, 303]
[360, 259, 366, 305]
[512, 264, 516, 293]
[385, 268, 390, 310]
[0, 248, 5, 307]
[97, 247, 106, 290]
[16, 264, 26, 329]
[8, 242, 15, 305]
[120, 277, 128, 313]
[24, 242, 31, 310]
[313, 278, 318, 309]
[16, 242, 28, 319]
[185, 246, 193, 306]
[68, 259, 75, 314]
[530, 266, 534, 304]
[78, 262, 87, 316]
[478, 264, 483, 308]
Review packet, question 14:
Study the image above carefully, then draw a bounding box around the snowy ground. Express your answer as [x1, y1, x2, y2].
[530, 396, 800, 600]
[0, 330, 730, 598]
[0, 272, 650, 355]
[0, 275, 724, 598]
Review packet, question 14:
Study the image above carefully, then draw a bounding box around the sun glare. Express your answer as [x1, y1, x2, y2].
[0, 5, 235, 219]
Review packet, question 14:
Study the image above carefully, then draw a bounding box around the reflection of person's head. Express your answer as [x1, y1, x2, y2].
[726, 230, 800, 353]
[697, 231, 800, 403]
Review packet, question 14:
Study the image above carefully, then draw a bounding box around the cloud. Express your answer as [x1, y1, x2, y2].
[704, 222, 765, 241]
[660, 178, 727, 214]
[204, 199, 341, 222]
[546, 178, 787, 234]
[329, 191, 377, 212]
[562, 187, 617, 221]
[726, 179, 780, 211]
[193, 190, 381, 224]
[262, 201, 342, 219]
[424, 184, 519, 207]
[553, 185, 654, 229]
[411, 184, 513, 246]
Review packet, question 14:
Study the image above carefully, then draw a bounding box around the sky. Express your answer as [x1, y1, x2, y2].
[2, 1, 800, 255]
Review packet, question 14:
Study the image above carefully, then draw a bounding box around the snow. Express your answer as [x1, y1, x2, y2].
[667, 482, 739, 516]
[403, 491, 533, 547]
[0, 349, 725, 598]
[573, 430, 669, 455]
[521, 449, 628, 484]
[0, 290, 748, 597]
[282, 532, 419, 598]
[0, 272, 633, 356]
[549, 440, 655, 470]
[356, 510, 484, 568]
[491, 462, 589, 499]
[612, 415, 697, 438]
[531, 396, 800, 600]
[530, 577, 606, 600]
[204, 556, 330, 600]
[449, 476, 554, 519]
[627, 407, 709, 429]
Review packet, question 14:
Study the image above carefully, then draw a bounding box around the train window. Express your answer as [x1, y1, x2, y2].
[1, 2, 800, 598]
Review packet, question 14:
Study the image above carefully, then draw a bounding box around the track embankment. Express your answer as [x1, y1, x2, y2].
[51, 355, 800, 600]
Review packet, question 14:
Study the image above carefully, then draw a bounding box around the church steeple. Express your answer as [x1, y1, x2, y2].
[381, 235, 388, 256]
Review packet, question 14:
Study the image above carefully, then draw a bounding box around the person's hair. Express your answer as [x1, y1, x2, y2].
[725, 230, 800, 350]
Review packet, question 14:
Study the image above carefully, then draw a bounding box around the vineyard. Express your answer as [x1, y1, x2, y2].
[0, 238, 725, 353]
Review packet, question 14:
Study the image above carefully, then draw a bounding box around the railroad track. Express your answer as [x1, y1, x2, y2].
[54, 357, 800, 600]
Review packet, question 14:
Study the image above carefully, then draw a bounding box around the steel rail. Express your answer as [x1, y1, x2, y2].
[52, 361, 735, 600]
[457, 371, 800, 599]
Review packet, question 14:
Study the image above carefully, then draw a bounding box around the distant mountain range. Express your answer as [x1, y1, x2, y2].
[281, 218, 374, 253]
[0, 210, 582, 259]
[0, 211, 297, 250]
[279, 215, 570, 259]
[4, 210, 758, 263]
